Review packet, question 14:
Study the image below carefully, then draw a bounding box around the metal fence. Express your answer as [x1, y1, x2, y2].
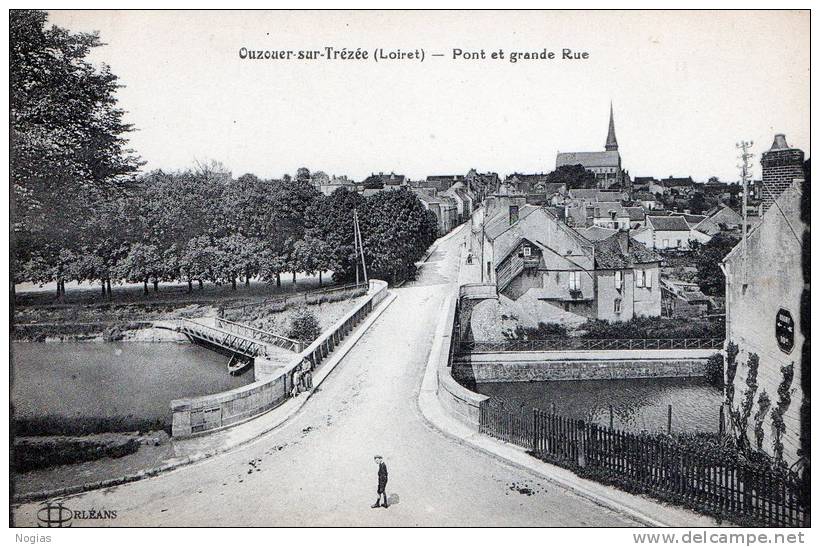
[214, 317, 303, 353]
[479, 400, 808, 527]
[458, 337, 725, 353]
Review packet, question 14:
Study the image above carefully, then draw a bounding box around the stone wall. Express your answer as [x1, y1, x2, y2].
[170, 279, 389, 438]
[452, 349, 713, 383]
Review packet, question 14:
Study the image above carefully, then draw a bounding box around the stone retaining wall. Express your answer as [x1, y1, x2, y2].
[170, 279, 388, 438]
[452, 351, 712, 383]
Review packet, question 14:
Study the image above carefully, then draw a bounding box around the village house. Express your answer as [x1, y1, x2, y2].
[412, 188, 459, 235]
[722, 173, 806, 465]
[592, 202, 647, 230]
[721, 136, 807, 467]
[465, 169, 500, 202]
[318, 175, 358, 196]
[633, 191, 662, 211]
[479, 199, 662, 323]
[660, 278, 711, 318]
[632, 215, 693, 250]
[688, 204, 744, 244]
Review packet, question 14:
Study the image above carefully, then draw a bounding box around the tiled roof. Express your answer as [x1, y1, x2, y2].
[556, 151, 620, 168]
[483, 204, 540, 240]
[593, 232, 662, 269]
[578, 226, 618, 242]
[625, 206, 647, 221]
[648, 215, 691, 231]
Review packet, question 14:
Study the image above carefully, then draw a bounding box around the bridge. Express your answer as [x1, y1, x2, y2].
[158, 318, 303, 374]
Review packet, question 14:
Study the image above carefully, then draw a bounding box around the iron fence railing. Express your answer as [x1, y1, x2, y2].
[479, 400, 808, 528]
[456, 337, 725, 353]
[214, 317, 303, 353]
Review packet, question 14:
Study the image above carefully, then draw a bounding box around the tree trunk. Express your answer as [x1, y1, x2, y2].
[102, 280, 107, 297]
[143, 278, 149, 294]
[319, 271, 322, 286]
[106, 279, 112, 298]
[188, 279, 193, 293]
[56, 281, 62, 298]
[292, 271, 296, 284]
[198, 279, 203, 290]
[231, 278, 237, 290]
[245, 268, 250, 286]
[276, 274, 281, 287]
[153, 279, 159, 292]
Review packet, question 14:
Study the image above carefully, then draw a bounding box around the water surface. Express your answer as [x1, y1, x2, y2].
[476, 377, 723, 433]
[11, 342, 253, 421]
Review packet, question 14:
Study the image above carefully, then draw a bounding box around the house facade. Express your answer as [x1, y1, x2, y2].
[632, 215, 692, 250]
[484, 204, 662, 323]
[722, 178, 806, 466]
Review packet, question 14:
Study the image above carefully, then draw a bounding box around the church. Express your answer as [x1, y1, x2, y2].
[555, 104, 628, 190]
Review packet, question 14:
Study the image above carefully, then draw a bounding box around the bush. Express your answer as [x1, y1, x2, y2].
[510, 322, 568, 340]
[577, 316, 724, 339]
[13, 438, 141, 472]
[287, 308, 321, 344]
[705, 353, 724, 387]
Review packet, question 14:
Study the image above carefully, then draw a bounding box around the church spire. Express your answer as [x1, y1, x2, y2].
[605, 102, 618, 151]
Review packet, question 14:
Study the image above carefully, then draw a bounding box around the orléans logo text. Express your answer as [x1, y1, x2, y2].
[37, 502, 117, 527]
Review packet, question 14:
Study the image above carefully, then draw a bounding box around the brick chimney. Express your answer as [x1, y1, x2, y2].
[760, 134, 805, 214]
[509, 205, 519, 225]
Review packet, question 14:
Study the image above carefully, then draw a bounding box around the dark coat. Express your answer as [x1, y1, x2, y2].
[377, 462, 388, 490]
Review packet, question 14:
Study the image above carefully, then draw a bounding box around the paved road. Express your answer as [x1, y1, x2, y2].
[13, 228, 639, 527]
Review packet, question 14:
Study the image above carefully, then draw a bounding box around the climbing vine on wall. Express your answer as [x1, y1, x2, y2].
[724, 341, 739, 408]
[728, 351, 759, 451]
[753, 391, 771, 451]
[771, 362, 795, 464]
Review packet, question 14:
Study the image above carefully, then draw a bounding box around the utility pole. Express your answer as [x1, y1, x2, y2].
[737, 140, 754, 286]
[353, 208, 368, 284]
[353, 209, 360, 286]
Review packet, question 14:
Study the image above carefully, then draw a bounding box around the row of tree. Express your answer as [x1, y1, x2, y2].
[15, 163, 440, 298]
[10, 10, 440, 299]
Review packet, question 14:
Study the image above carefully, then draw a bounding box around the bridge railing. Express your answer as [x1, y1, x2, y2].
[214, 317, 303, 353]
[170, 280, 389, 438]
[454, 337, 725, 354]
[176, 318, 268, 358]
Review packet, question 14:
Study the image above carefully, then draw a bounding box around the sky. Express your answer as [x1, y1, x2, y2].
[47, 10, 810, 183]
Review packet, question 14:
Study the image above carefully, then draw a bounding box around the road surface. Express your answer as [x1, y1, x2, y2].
[13, 228, 640, 527]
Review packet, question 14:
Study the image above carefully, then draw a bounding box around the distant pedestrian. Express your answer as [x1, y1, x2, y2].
[302, 368, 313, 390]
[371, 456, 389, 508]
[290, 368, 301, 398]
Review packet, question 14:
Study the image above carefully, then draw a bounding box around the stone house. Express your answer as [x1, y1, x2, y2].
[722, 178, 806, 466]
[413, 189, 459, 236]
[482, 204, 662, 323]
[632, 215, 692, 250]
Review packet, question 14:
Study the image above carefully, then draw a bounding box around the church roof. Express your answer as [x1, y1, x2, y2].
[605, 103, 618, 151]
[556, 151, 621, 169]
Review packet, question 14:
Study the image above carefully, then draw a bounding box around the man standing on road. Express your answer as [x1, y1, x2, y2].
[371, 456, 388, 509]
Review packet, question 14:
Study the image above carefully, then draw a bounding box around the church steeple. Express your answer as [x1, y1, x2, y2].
[605, 102, 618, 152]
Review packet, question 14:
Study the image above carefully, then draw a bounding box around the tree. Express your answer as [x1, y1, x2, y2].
[116, 243, 162, 294]
[360, 188, 438, 284]
[287, 308, 321, 344]
[302, 188, 367, 282]
[694, 233, 740, 296]
[295, 167, 311, 184]
[11, 10, 141, 282]
[543, 164, 597, 189]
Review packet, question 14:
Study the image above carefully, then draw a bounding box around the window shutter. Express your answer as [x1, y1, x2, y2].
[646, 270, 653, 288]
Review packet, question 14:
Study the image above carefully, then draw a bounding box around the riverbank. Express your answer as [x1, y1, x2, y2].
[12, 431, 172, 498]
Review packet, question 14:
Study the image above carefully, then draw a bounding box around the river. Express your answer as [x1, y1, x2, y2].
[11, 342, 254, 423]
[476, 377, 723, 434]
